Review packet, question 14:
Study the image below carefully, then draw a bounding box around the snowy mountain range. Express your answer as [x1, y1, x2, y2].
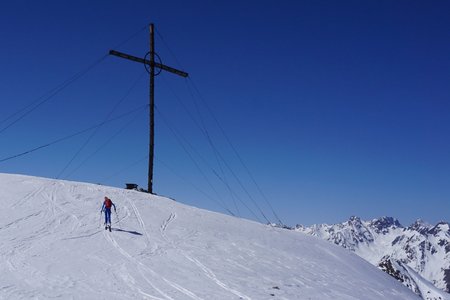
[0, 173, 419, 299]
[295, 216, 450, 300]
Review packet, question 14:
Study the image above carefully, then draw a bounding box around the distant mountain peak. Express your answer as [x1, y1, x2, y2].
[429, 222, 450, 236]
[370, 216, 403, 233]
[408, 219, 432, 234]
[349, 215, 362, 222]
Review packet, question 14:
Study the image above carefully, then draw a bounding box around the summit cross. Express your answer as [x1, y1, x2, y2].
[109, 23, 188, 194]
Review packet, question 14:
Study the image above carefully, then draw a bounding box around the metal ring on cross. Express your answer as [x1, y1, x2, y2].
[144, 51, 163, 76]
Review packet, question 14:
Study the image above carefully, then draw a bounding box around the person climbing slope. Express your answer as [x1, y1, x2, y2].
[101, 196, 116, 231]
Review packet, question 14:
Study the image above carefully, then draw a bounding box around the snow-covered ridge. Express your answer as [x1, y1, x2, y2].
[296, 216, 450, 300]
[0, 173, 418, 299]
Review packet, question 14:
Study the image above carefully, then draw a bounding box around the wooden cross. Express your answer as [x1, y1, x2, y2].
[109, 23, 188, 194]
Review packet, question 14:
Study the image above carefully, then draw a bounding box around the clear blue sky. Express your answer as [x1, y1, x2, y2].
[1, 0, 449, 226]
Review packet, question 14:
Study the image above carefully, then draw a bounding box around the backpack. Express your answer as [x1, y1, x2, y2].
[104, 198, 112, 209]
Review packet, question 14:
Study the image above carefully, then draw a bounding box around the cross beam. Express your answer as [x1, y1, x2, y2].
[109, 50, 188, 78]
[109, 23, 188, 194]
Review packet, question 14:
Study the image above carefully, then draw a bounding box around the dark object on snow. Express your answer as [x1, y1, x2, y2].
[125, 183, 138, 190]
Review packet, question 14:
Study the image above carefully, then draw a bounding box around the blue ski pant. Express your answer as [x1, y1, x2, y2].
[104, 208, 112, 224]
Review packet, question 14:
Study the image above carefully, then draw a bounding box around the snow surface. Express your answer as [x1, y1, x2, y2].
[0, 173, 419, 299]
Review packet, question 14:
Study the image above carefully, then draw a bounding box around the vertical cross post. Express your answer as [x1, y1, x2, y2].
[148, 24, 155, 194]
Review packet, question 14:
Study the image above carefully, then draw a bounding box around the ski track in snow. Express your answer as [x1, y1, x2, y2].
[182, 254, 251, 300]
[160, 212, 176, 234]
[103, 201, 202, 300]
[126, 195, 152, 243]
[12, 185, 46, 208]
[103, 231, 169, 300]
[159, 212, 251, 300]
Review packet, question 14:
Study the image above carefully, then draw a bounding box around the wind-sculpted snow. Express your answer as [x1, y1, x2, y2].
[0, 173, 418, 299]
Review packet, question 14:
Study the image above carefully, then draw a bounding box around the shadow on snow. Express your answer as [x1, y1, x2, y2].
[111, 228, 143, 236]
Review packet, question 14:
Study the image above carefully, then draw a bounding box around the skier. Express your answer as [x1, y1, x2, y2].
[101, 196, 116, 231]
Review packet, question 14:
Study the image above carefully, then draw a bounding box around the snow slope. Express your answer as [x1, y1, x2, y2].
[0, 173, 419, 299]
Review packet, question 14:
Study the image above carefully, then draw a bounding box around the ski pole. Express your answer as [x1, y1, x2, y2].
[99, 210, 103, 228]
[115, 209, 121, 229]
